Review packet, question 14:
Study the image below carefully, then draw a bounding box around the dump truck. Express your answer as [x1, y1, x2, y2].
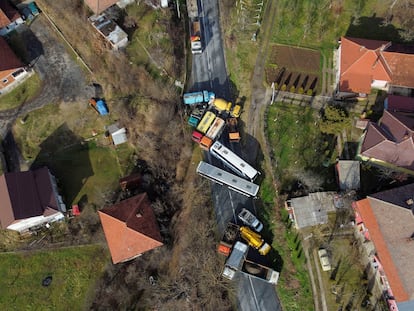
[89, 98, 109, 115]
[222, 241, 249, 280]
[183, 90, 214, 105]
[188, 104, 207, 127]
[218, 222, 240, 256]
[242, 259, 280, 285]
[238, 208, 263, 232]
[196, 111, 216, 134]
[226, 118, 241, 143]
[200, 117, 225, 150]
[187, 0, 202, 54]
[210, 98, 241, 117]
[239, 226, 271, 255]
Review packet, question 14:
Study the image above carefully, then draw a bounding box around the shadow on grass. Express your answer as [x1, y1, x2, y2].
[346, 16, 414, 44]
[30, 123, 93, 205]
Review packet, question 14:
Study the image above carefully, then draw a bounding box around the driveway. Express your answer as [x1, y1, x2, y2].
[0, 15, 91, 171]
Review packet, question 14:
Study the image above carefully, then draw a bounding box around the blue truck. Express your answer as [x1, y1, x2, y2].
[188, 104, 207, 127]
[183, 90, 215, 105]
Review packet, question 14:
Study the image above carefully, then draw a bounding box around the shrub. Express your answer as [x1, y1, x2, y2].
[297, 87, 304, 94]
[306, 89, 313, 96]
[290, 86, 295, 93]
[281, 84, 287, 91]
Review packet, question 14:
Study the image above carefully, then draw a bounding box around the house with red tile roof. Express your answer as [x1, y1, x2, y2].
[0, 167, 66, 233]
[357, 108, 414, 175]
[353, 183, 414, 311]
[0, 0, 23, 36]
[98, 193, 163, 264]
[336, 37, 414, 96]
[84, 0, 119, 14]
[0, 36, 28, 94]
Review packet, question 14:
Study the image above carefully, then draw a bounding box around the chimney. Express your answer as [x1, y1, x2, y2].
[406, 198, 414, 206]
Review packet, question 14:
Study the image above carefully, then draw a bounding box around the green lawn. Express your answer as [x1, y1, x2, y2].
[0, 74, 42, 110]
[0, 245, 109, 310]
[13, 103, 135, 207]
[266, 102, 336, 190]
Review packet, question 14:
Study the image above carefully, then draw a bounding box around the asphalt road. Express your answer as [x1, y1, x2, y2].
[188, 0, 281, 310]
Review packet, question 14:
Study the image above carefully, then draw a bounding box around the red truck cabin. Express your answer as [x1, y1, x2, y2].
[192, 130, 203, 143]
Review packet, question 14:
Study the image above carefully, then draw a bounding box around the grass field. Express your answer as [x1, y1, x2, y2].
[0, 245, 109, 310]
[0, 74, 42, 110]
[13, 103, 135, 206]
[265, 102, 337, 191]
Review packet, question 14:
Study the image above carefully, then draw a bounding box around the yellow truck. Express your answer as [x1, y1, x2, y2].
[211, 98, 241, 118]
[239, 226, 271, 255]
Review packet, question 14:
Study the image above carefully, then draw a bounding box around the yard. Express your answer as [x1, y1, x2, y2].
[0, 73, 42, 110]
[12, 102, 135, 207]
[265, 102, 337, 192]
[0, 245, 109, 310]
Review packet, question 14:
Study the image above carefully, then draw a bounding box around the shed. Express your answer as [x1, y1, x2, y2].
[107, 123, 127, 145]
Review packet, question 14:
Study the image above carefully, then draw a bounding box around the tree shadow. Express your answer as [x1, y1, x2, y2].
[30, 123, 93, 206]
[346, 15, 414, 44]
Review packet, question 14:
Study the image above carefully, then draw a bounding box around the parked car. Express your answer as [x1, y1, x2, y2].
[238, 208, 263, 232]
[318, 248, 332, 271]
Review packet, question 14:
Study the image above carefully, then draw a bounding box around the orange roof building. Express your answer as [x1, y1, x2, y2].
[98, 193, 163, 264]
[338, 37, 414, 94]
[354, 183, 414, 306]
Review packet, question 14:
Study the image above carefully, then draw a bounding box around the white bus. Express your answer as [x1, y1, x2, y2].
[210, 141, 260, 181]
[196, 161, 259, 197]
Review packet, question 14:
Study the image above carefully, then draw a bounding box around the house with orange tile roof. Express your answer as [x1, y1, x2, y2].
[0, 167, 66, 233]
[0, 36, 28, 94]
[357, 107, 414, 175]
[98, 193, 163, 264]
[0, 0, 23, 36]
[336, 37, 414, 97]
[353, 183, 414, 311]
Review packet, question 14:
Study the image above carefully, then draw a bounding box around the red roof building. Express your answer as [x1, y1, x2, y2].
[354, 183, 414, 307]
[0, 167, 66, 232]
[0, 36, 26, 92]
[84, 0, 118, 14]
[358, 109, 414, 174]
[98, 193, 163, 264]
[338, 37, 414, 94]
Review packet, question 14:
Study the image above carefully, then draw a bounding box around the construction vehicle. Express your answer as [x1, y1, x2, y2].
[196, 111, 216, 134]
[226, 118, 241, 143]
[222, 241, 249, 280]
[200, 117, 225, 150]
[89, 98, 109, 115]
[183, 90, 214, 105]
[238, 208, 263, 232]
[218, 222, 240, 256]
[242, 259, 280, 284]
[188, 104, 207, 127]
[210, 98, 241, 117]
[239, 226, 271, 255]
[186, 0, 202, 54]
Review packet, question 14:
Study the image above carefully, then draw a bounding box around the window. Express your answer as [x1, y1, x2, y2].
[2, 79, 8, 84]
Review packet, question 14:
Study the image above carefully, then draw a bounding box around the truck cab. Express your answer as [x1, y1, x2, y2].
[239, 226, 271, 256]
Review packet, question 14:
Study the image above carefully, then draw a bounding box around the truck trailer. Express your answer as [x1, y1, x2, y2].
[186, 0, 202, 54]
[200, 117, 225, 150]
[183, 90, 214, 105]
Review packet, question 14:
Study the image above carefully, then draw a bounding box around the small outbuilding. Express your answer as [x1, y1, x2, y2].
[106, 123, 127, 146]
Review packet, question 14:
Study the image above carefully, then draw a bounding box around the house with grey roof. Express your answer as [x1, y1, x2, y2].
[0, 167, 66, 233]
[353, 183, 414, 311]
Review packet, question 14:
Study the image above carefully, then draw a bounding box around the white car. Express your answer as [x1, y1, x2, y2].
[318, 248, 332, 271]
[238, 208, 263, 232]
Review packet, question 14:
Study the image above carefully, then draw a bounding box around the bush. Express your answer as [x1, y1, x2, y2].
[306, 89, 313, 96]
[297, 87, 304, 94]
[290, 86, 295, 93]
[281, 84, 287, 91]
